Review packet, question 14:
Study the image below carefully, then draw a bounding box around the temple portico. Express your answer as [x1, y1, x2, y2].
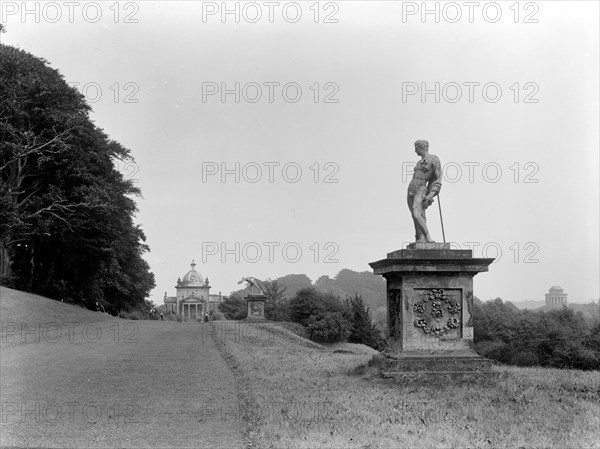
[163, 260, 222, 319]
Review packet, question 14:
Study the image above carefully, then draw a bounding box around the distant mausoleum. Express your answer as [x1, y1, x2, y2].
[163, 260, 222, 318]
[545, 285, 567, 309]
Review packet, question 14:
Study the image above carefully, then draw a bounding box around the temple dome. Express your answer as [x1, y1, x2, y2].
[180, 260, 204, 286]
[549, 285, 563, 293]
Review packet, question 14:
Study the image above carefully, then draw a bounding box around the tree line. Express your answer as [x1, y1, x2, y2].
[473, 297, 600, 370]
[0, 43, 155, 313]
[220, 279, 599, 370]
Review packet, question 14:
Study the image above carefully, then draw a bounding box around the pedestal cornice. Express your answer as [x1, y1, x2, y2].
[369, 248, 493, 276]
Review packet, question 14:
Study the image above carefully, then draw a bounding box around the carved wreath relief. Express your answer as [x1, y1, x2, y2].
[413, 289, 461, 336]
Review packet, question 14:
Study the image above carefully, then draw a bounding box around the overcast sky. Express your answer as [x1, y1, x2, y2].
[2, 1, 598, 304]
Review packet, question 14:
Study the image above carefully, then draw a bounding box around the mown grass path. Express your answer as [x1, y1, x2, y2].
[1, 320, 245, 448]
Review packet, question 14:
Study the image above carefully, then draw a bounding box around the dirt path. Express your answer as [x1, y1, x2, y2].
[0, 320, 246, 448]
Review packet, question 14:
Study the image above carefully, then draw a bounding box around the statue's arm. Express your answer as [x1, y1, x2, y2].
[427, 156, 442, 198]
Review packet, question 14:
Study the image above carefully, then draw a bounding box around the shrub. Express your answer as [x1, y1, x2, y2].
[475, 340, 512, 363]
[118, 309, 146, 320]
[306, 311, 349, 343]
[209, 310, 225, 321]
[512, 351, 539, 366]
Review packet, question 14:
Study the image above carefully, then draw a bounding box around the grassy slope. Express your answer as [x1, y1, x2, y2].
[0, 286, 114, 325]
[214, 321, 600, 449]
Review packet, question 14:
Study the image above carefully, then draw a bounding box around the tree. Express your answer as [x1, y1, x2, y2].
[0, 43, 154, 310]
[288, 287, 348, 325]
[474, 297, 599, 370]
[262, 279, 288, 321]
[346, 294, 381, 348]
[219, 294, 247, 320]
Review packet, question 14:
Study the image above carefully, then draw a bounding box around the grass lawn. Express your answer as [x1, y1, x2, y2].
[0, 287, 245, 448]
[211, 321, 600, 449]
[2, 288, 599, 449]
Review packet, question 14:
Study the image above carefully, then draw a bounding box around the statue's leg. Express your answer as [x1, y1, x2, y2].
[420, 206, 434, 243]
[407, 190, 421, 241]
[413, 216, 424, 241]
[411, 187, 431, 242]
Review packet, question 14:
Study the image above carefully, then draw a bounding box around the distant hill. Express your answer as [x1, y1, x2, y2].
[273, 274, 313, 298]
[313, 269, 386, 310]
[0, 286, 115, 324]
[511, 300, 546, 310]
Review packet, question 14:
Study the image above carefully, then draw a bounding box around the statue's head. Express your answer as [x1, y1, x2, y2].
[414, 140, 429, 151]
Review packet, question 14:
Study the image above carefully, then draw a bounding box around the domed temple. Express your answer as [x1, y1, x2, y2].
[163, 260, 222, 318]
[545, 285, 568, 309]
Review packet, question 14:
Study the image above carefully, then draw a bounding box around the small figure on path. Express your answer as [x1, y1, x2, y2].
[407, 139, 442, 242]
[160, 312, 164, 321]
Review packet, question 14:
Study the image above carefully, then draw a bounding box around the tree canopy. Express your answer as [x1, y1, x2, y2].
[0, 43, 154, 312]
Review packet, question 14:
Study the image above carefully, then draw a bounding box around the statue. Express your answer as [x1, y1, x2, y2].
[238, 277, 267, 296]
[407, 139, 442, 243]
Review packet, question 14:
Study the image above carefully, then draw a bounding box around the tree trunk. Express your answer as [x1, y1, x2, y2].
[0, 238, 12, 284]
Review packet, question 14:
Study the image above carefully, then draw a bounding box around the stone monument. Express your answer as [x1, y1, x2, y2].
[369, 140, 494, 377]
[239, 277, 268, 321]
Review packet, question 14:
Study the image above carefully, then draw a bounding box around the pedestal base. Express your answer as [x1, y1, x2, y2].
[372, 351, 492, 378]
[369, 245, 494, 378]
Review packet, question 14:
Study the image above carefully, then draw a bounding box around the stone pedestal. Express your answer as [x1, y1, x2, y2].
[369, 244, 493, 376]
[245, 294, 267, 321]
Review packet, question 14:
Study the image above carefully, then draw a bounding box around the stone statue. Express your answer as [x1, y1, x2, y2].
[238, 277, 267, 296]
[407, 139, 442, 243]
